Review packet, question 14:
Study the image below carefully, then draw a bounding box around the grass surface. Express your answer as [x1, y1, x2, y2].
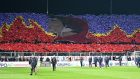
[0, 67, 140, 79]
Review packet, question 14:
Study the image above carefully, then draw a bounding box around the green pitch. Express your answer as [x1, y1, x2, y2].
[0, 67, 140, 79]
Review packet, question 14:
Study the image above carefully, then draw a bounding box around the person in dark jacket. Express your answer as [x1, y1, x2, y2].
[98, 56, 103, 68]
[104, 56, 110, 67]
[137, 57, 140, 68]
[80, 57, 84, 67]
[51, 57, 57, 71]
[119, 56, 122, 66]
[29, 57, 38, 75]
[88, 57, 92, 67]
[94, 56, 98, 67]
[40, 56, 44, 64]
[135, 57, 138, 67]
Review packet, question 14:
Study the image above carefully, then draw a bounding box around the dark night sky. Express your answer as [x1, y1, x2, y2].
[0, 0, 140, 15]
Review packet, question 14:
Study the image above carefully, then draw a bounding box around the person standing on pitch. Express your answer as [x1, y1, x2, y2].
[94, 56, 98, 67]
[104, 56, 110, 67]
[119, 55, 122, 66]
[29, 57, 38, 75]
[135, 57, 138, 67]
[137, 56, 140, 68]
[88, 56, 92, 67]
[80, 57, 84, 67]
[51, 56, 57, 71]
[98, 56, 103, 68]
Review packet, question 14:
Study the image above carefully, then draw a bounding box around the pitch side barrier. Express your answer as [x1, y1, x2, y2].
[0, 56, 136, 67]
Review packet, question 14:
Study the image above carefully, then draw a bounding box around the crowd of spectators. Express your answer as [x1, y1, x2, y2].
[77, 14, 140, 34]
[1, 13, 140, 35]
[0, 13, 140, 52]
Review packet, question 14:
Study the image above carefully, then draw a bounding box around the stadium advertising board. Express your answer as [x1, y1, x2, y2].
[109, 61, 136, 66]
[56, 61, 136, 67]
[0, 61, 136, 67]
[0, 62, 30, 67]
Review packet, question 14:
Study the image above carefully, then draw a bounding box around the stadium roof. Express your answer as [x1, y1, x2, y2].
[0, 0, 140, 15]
